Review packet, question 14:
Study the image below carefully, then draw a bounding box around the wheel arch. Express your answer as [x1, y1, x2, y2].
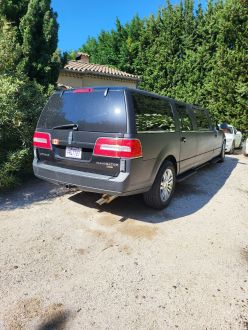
[143, 155, 177, 209]
[153, 154, 178, 181]
[163, 155, 178, 174]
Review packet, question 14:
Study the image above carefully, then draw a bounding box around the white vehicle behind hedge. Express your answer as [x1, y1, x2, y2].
[219, 124, 242, 154]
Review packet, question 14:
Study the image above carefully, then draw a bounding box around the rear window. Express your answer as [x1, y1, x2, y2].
[37, 90, 126, 133]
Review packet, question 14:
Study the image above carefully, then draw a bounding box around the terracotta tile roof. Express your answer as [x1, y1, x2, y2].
[63, 60, 140, 81]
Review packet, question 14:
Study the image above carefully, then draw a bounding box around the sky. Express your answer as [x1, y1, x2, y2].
[51, 0, 196, 52]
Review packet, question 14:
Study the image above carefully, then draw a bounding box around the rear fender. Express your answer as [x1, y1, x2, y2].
[150, 150, 178, 184]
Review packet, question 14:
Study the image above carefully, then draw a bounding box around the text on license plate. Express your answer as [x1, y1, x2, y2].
[65, 147, 82, 159]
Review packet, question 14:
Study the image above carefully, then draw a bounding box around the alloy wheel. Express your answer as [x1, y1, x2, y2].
[160, 168, 174, 202]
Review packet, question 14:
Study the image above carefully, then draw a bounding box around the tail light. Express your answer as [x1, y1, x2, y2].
[33, 131, 52, 150]
[93, 138, 142, 159]
[73, 88, 93, 93]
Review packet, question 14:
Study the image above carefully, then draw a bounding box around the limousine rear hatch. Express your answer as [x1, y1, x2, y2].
[33, 88, 131, 178]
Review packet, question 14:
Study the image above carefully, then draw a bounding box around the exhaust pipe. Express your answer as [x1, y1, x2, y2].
[96, 194, 118, 205]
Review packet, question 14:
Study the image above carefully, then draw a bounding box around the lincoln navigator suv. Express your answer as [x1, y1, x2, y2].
[33, 87, 225, 209]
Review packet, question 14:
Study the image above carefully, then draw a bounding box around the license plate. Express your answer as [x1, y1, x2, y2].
[65, 147, 82, 159]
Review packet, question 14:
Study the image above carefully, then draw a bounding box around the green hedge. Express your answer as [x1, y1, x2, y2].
[0, 75, 51, 191]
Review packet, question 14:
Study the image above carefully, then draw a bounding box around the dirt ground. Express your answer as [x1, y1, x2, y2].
[0, 153, 247, 330]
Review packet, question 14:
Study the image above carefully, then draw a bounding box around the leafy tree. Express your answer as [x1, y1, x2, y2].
[0, 0, 61, 87]
[0, 75, 48, 190]
[204, 0, 248, 129]
[19, 0, 60, 86]
[0, 0, 61, 190]
[0, 0, 29, 25]
[79, 0, 247, 130]
[0, 18, 22, 74]
[80, 17, 145, 74]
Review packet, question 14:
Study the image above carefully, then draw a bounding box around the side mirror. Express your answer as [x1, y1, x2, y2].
[216, 123, 220, 130]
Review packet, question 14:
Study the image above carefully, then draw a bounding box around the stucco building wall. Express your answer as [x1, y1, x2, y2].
[58, 72, 138, 89]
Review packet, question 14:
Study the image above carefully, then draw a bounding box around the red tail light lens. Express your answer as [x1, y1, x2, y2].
[33, 132, 52, 150]
[93, 138, 142, 159]
[73, 88, 93, 93]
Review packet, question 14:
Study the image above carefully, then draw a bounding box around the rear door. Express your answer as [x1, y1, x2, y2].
[129, 92, 180, 188]
[208, 113, 223, 157]
[174, 103, 198, 173]
[192, 107, 216, 164]
[36, 88, 127, 177]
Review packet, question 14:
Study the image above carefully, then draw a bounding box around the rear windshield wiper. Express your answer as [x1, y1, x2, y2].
[52, 123, 78, 130]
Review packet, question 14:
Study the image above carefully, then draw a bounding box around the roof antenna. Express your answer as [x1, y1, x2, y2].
[104, 88, 109, 97]
[60, 89, 65, 98]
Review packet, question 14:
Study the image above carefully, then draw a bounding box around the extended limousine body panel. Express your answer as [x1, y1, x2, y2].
[33, 86, 225, 209]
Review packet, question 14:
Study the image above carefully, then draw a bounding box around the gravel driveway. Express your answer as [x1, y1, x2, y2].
[0, 154, 247, 330]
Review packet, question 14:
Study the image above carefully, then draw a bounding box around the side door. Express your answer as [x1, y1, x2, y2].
[208, 112, 223, 157]
[132, 93, 180, 187]
[174, 102, 198, 174]
[192, 107, 216, 164]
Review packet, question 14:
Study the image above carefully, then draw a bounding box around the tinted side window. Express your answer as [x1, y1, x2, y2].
[132, 93, 175, 132]
[208, 114, 215, 129]
[193, 108, 210, 130]
[175, 103, 193, 131]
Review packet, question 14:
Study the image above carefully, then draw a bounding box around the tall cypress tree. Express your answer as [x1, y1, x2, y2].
[0, 16, 48, 190]
[19, 0, 60, 87]
[0, 0, 60, 87]
[0, 0, 29, 25]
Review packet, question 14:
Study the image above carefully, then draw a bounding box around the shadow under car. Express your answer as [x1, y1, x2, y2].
[69, 156, 238, 223]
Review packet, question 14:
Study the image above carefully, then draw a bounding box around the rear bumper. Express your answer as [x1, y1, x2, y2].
[33, 160, 144, 196]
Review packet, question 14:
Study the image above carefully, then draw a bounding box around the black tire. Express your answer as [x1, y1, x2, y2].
[218, 141, 226, 163]
[143, 160, 176, 210]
